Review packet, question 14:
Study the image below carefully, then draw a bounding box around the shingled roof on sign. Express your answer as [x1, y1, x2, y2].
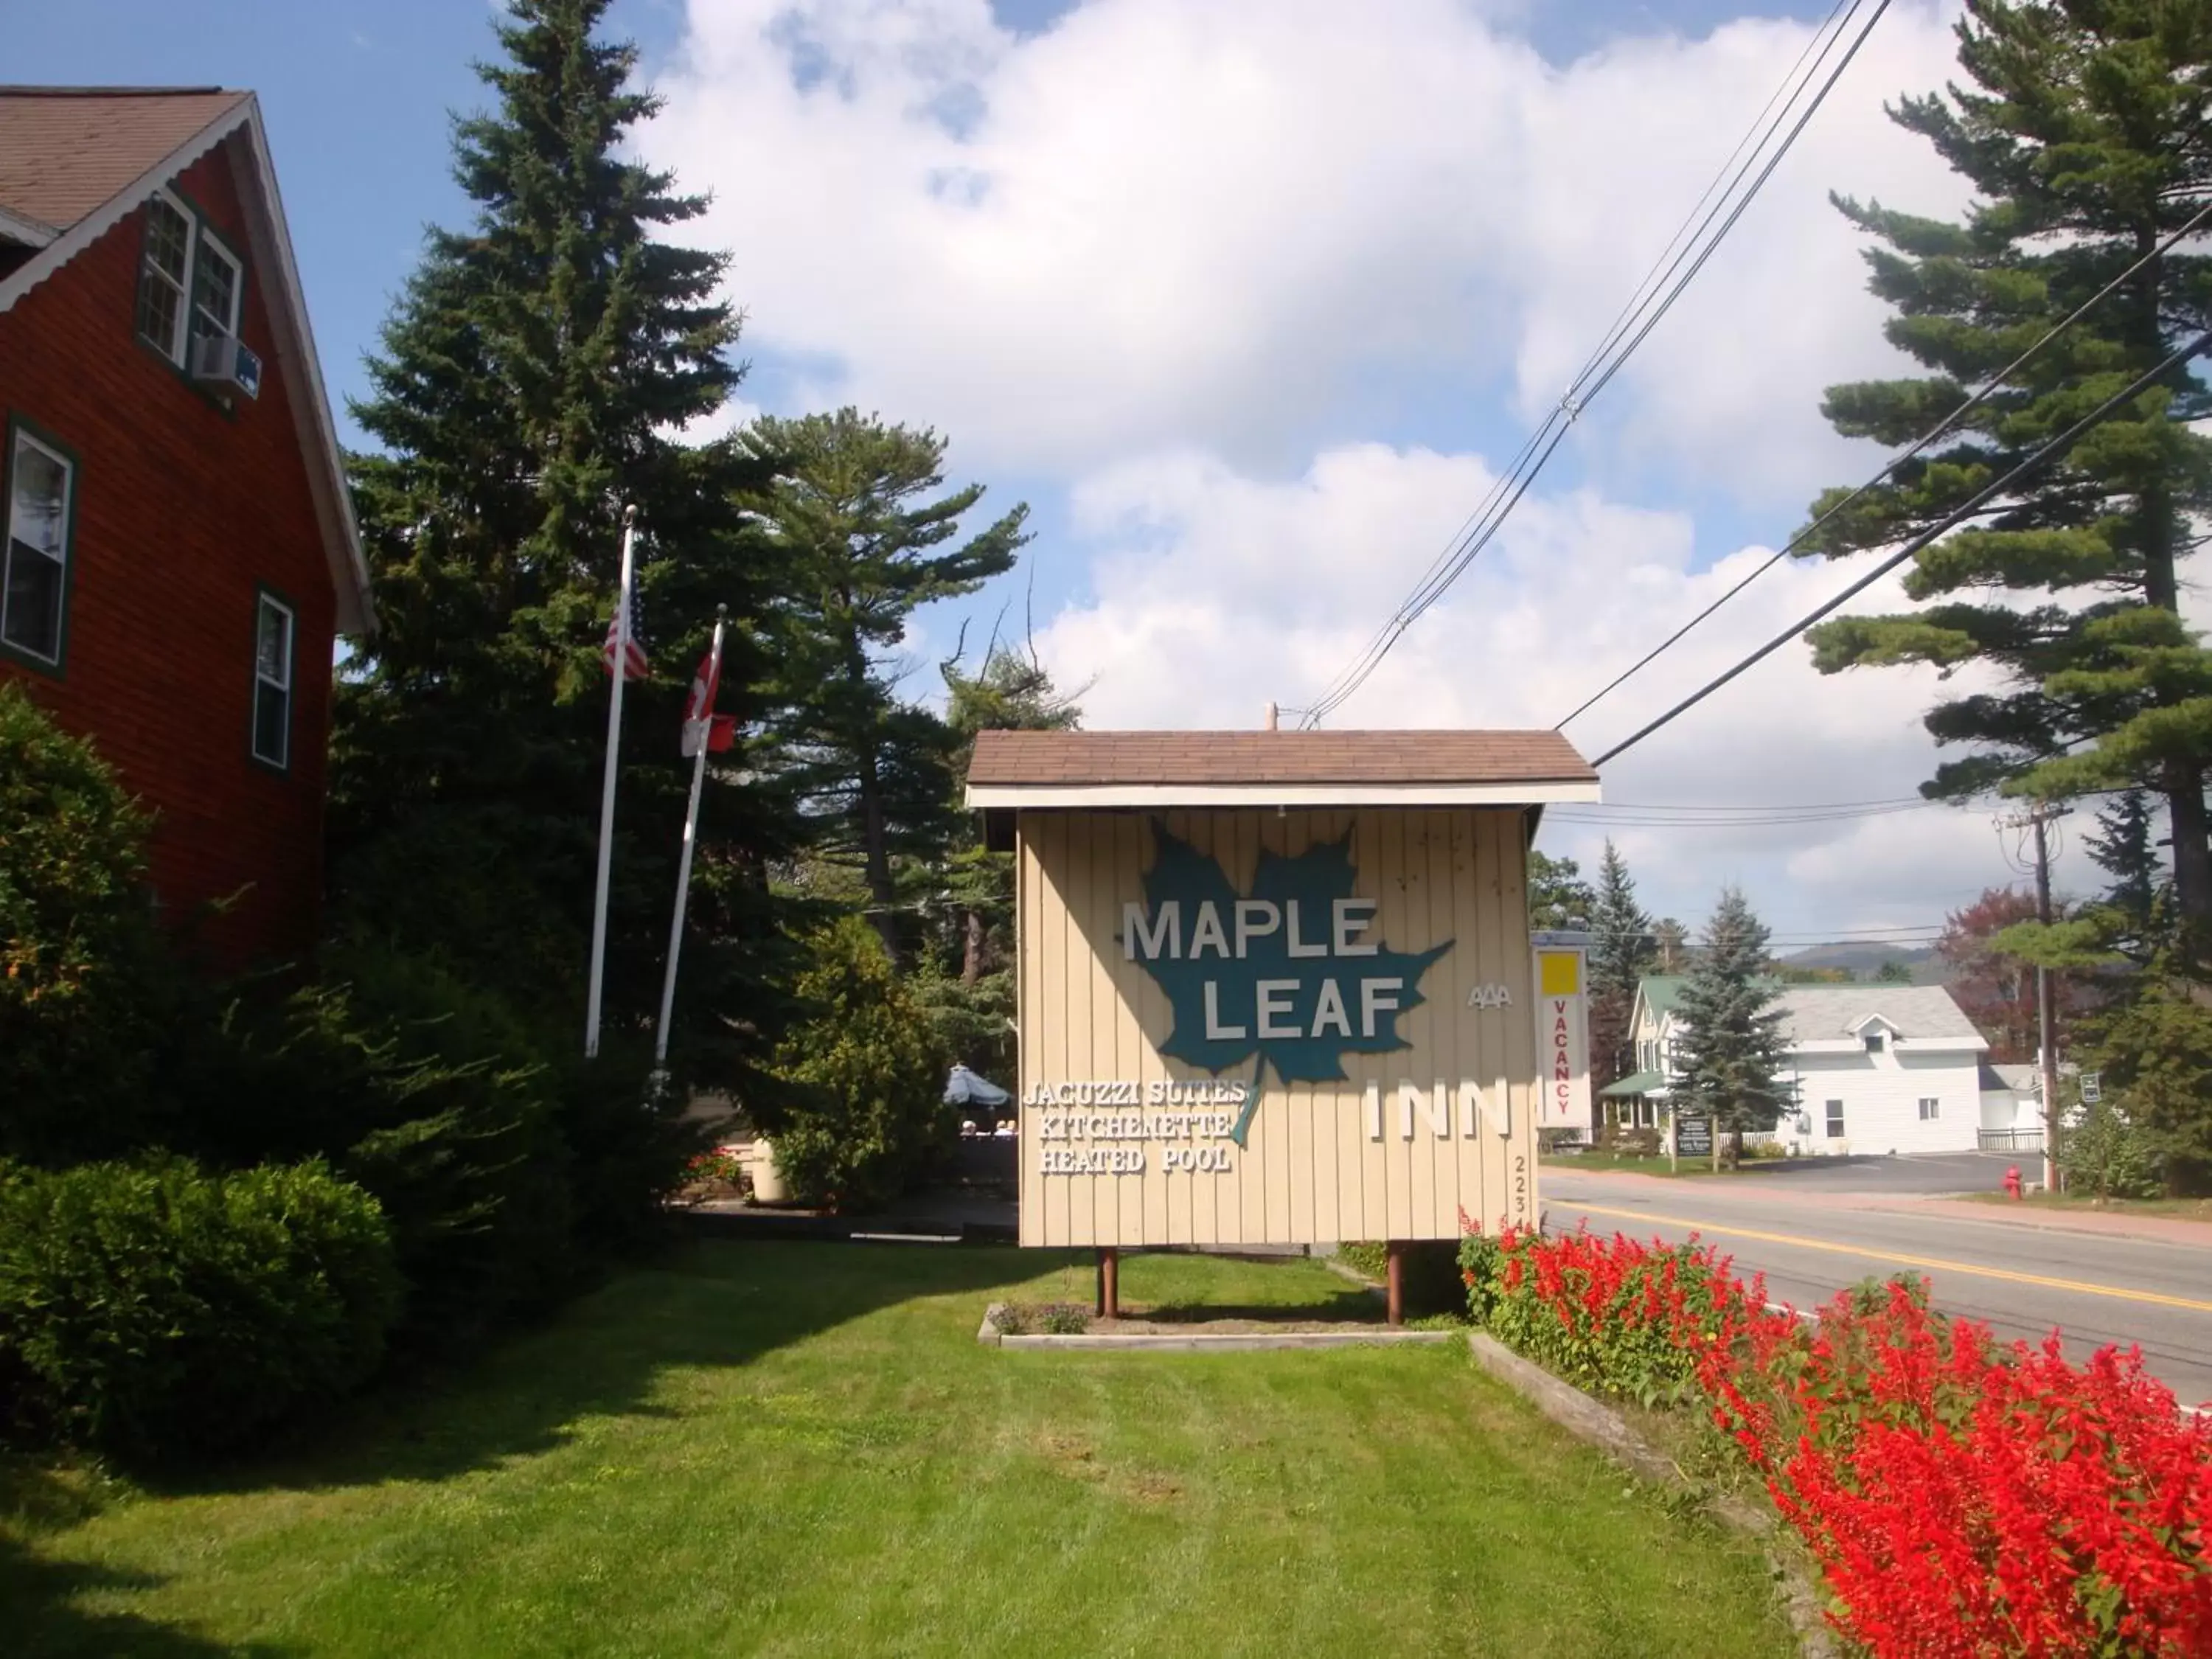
[964, 729, 1600, 817]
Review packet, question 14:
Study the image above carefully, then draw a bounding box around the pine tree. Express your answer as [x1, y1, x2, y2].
[939, 644, 1081, 985]
[2085, 789, 2165, 961]
[1674, 888, 1792, 1166]
[1652, 918, 1689, 974]
[1799, 1, 2212, 936]
[1528, 851, 1597, 931]
[746, 409, 1028, 960]
[1587, 839, 1656, 1090]
[905, 645, 1082, 1083]
[333, 0, 800, 1078]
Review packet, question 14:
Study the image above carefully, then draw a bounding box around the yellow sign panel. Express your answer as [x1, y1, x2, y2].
[1538, 950, 1580, 997]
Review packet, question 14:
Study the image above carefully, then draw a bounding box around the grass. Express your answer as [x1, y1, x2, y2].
[2, 1242, 1795, 1658]
[1541, 1150, 1725, 1177]
[1962, 1189, 2212, 1222]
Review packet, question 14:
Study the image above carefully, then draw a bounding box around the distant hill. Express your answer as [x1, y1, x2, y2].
[1775, 943, 1944, 985]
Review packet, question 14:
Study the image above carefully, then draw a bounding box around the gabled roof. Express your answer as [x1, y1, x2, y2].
[1777, 984, 1983, 1045]
[1635, 975, 1985, 1048]
[966, 729, 1600, 808]
[1636, 975, 1690, 1022]
[0, 86, 372, 636]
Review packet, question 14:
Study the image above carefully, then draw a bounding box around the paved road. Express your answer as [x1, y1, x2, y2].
[1541, 1166, 2212, 1407]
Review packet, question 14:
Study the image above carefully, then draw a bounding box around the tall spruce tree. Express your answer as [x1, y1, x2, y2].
[333, 0, 801, 1079]
[2085, 788, 2165, 960]
[1798, 1, 2212, 936]
[1674, 888, 1792, 1166]
[1588, 839, 1657, 1089]
[745, 410, 1028, 961]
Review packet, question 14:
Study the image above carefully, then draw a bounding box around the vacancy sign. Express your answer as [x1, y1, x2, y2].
[1536, 947, 1592, 1137]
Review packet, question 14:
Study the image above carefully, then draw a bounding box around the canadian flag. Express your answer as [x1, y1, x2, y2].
[681, 645, 736, 756]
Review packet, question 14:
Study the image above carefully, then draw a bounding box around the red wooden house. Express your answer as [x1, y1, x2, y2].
[0, 86, 374, 967]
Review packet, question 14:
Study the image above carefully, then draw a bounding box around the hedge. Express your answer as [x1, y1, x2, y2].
[0, 1157, 401, 1460]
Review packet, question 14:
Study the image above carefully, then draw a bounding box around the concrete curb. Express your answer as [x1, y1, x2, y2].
[999, 1329, 1457, 1352]
[1465, 1333, 1835, 1659]
[977, 1302, 1453, 1351]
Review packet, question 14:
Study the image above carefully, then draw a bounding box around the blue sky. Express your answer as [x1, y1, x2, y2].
[18, 0, 2079, 939]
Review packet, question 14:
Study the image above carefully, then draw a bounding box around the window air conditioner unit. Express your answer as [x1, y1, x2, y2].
[190, 333, 262, 400]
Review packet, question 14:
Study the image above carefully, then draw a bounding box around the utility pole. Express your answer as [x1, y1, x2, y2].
[2000, 801, 2071, 1192]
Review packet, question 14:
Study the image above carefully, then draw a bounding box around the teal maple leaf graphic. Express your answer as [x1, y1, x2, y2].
[1125, 823, 1452, 1145]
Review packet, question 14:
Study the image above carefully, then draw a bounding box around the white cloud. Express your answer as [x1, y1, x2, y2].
[644, 0, 2085, 936]
[1031, 439, 2044, 936]
[651, 0, 1969, 496]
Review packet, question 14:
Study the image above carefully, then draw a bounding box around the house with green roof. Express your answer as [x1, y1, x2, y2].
[1599, 975, 2041, 1156]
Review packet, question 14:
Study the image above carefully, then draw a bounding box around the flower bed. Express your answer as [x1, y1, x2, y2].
[676, 1145, 748, 1204]
[1460, 1224, 2212, 1656]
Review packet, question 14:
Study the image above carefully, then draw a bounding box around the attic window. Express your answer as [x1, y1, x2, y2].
[191, 234, 242, 347]
[136, 192, 192, 361]
[135, 192, 246, 369]
[1863, 1031, 1887, 1054]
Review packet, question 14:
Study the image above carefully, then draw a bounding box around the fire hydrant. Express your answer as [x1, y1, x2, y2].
[2003, 1164, 2024, 1202]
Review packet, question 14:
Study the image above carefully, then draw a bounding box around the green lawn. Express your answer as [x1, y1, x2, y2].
[1963, 1189, 2212, 1222]
[3, 1242, 1795, 1658]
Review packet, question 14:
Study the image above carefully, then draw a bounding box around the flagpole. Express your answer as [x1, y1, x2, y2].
[655, 605, 726, 1069]
[585, 504, 639, 1060]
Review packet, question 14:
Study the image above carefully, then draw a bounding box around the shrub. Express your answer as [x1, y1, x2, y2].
[2060, 1099, 2163, 1202]
[1468, 1224, 2212, 1656]
[760, 918, 953, 1209]
[167, 946, 588, 1346]
[0, 684, 179, 1164]
[994, 1302, 1091, 1336]
[1460, 1224, 1763, 1408]
[0, 1157, 400, 1459]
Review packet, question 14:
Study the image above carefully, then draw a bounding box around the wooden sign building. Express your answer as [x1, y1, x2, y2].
[966, 729, 1601, 1273]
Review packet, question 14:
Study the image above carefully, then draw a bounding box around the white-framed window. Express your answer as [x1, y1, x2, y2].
[191, 232, 243, 348]
[2, 427, 73, 666]
[252, 592, 293, 769]
[1863, 1031, 1887, 1054]
[134, 190, 246, 368]
[135, 191, 193, 363]
[1825, 1099, 1846, 1138]
[1918, 1098, 1940, 1121]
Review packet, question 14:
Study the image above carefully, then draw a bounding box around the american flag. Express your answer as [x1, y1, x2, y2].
[602, 581, 648, 681]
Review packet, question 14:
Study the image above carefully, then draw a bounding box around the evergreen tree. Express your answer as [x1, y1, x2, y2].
[333, 0, 801, 1080]
[938, 644, 1081, 985]
[1652, 918, 1690, 974]
[1798, 1, 2212, 936]
[1674, 888, 1793, 1166]
[1587, 839, 1656, 1089]
[746, 409, 1028, 960]
[1874, 959, 1917, 985]
[2087, 944, 2212, 1194]
[1528, 851, 1597, 931]
[2084, 789, 2165, 961]
[905, 644, 1083, 1085]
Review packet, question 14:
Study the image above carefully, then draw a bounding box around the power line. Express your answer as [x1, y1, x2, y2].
[1290, 0, 1891, 729]
[1589, 325, 2212, 768]
[1555, 195, 2212, 732]
[1549, 802, 1935, 827]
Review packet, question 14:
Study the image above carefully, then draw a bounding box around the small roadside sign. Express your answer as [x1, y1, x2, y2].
[2080, 1072, 2101, 1105]
[1674, 1113, 1713, 1158]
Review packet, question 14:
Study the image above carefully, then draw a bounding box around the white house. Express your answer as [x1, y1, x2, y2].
[1601, 977, 2043, 1156]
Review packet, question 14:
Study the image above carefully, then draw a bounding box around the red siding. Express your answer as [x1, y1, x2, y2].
[0, 135, 340, 969]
